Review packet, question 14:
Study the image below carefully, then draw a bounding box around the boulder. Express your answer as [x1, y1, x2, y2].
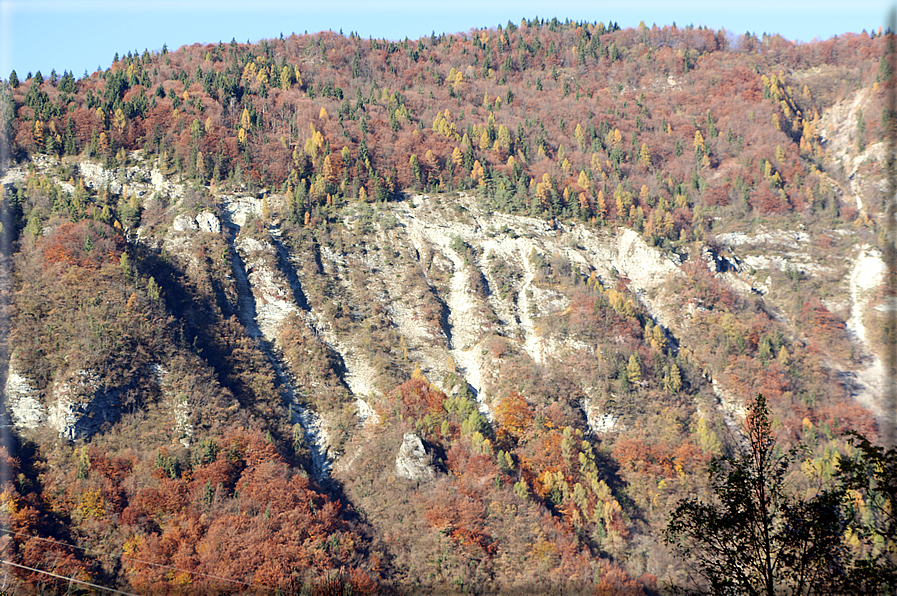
[196, 211, 221, 234]
[171, 213, 198, 232]
[395, 432, 435, 481]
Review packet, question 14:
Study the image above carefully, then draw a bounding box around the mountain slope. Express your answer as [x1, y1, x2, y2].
[0, 19, 890, 594]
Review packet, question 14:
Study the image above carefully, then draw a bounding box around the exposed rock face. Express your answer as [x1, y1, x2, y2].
[711, 378, 748, 439]
[171, 213, 199, 233]
[151, 364, 195, 447]
[582, 390, 618, 434]
[223, 196, 262, 228]
[817, 87, 885, 217]
[171, 394, 194, 448]
[236, 234, 298, 340]
[78, 157, 185, 201]
[395, 432, 435, 481]
[47, 370, 122, 441]
[171, 210, 221, 234]
[847, 245, 886, 346]
[221, 196, 336, 481]
[844, 245, 887, 419]
[149, 169, 186, 199]
[386, 195, 682, 418]
[4, 364, 44, 430]
[222, 195, 380, 423]
[3, 153, 890, 471]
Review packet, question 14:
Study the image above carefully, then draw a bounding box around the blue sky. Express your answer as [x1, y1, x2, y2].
[0, 0, 890, 80]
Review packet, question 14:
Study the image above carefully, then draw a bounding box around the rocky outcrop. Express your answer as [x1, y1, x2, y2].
[398, 205, 494, 418]
[150, 364, 195, 447]
[395, 432, 435, 481]
[4, 363, 44, 430]
[4, 360, 195, 442]
[47, 370, 122, 441]
[171, 210, 221, 234]
[582, 390, 618, 434]
[847, 245, 886, 346]
[4, 153, 890, 476]
[235, 234, 299, 341]
[224, 196, 381, 419]
[78, 158, 185, 201]
[390, 194, 683, 397]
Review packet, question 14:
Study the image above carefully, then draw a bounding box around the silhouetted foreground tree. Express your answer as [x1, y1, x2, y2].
[837, 432, 897, 594]
[664, 394, 849, 595]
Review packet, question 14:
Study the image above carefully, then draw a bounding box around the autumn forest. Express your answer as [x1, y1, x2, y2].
[0, 17, 894, 594]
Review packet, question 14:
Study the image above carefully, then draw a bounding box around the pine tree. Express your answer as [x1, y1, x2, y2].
[120, 252, 132, 277]
[409, 154, 421, 183]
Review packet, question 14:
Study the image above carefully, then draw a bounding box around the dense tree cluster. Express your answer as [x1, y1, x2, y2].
[2, 20, 887, 241]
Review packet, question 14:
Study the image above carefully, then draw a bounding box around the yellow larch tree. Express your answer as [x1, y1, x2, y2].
[591, 152, 603, 176]
[612, 128, 623, 146]
[595, 190, 607, 220]
[638, 143, 651, 167]
[577, 170, 590, 192]
[451, 147, 463, 167]
[626, 353, 642, 385]
[694, 130, 705, 154]
[280, 65, 294, 90]
[578, 192, 590, 214]
[574, 123, 586, 150]
[113, 108, 127, 134]
[32, 120, 44, 147]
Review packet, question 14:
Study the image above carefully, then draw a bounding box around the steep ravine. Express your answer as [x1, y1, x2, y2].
[220, 199, 333, 482]
[390, 201, 493, 418]
[270, 226, 381, 422]
[516, 247, 544, 365]
[409, 217, 494, 420]
[844, 244, 887, 420]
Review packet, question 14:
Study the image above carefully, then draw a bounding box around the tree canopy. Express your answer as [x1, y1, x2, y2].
[666, 394, 894, 595]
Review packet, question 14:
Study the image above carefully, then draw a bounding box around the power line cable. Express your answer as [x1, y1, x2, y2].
[0, 528, 274, 592]
[1, 559, 138, 596]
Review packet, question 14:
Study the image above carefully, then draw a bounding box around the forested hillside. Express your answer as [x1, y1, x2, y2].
[0, 18, 892, 594]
